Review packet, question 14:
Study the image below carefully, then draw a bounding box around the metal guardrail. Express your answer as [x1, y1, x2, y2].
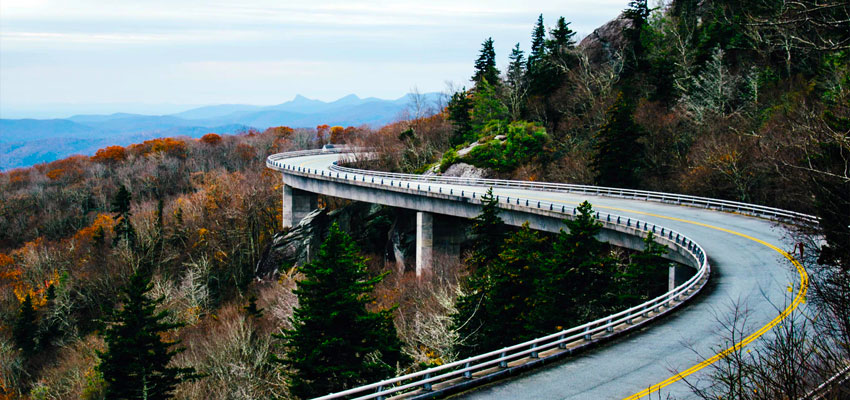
[327, 159, 816, 226]
[264, 149, 813, 399]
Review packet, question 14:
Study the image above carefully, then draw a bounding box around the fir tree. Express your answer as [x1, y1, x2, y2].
[591, 92, 646, 188]
[452, 189, 508, 355]
[483, 223, 550, 347]
[447, 89, 474, 146]
[277, 223, 406, 399]
[621, 0, 651, 90]
[472, 37, 501, 87]
[527, 14, 547, 75]
[98, 268, 198, 400]
[547, 201, 613, 328]
[13, 293, 38, 356]
[244, 295, 263, 318]
[470, 78, 509, 132]
[112, 185, 137, 248]
[547, 17, 576, 53]
[620, 232, 670, 303]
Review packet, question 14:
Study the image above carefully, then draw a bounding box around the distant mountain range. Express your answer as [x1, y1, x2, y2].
[0, 92, 444, 170]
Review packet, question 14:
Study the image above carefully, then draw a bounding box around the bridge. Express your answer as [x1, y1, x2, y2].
[266, 148, 809, 399]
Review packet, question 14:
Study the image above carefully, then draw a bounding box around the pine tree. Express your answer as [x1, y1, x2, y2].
[621, 0, 651, 90]
[483, 223, 550, 347]
[472, 37, 501, 87]
[620, 232, 670, 303]
[447, 89, 474, 146]
[547, 201, 613, 328]
[527, 14, 550, 95]
[452, 189, 508, 355]
[547, 17, 576, 53]
[244, 294, 263, 318]
[98, 268, 198, 400]
[527, 14, 547, 75]
[278, 222, 406, 399]
[112, 185, 137, 248]
[591, 92, 646, 188]
[13, 293, 38, 356]
[470, 78, 509, 132]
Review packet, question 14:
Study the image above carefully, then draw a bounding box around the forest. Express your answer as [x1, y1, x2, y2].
[2, 0, 849, 398]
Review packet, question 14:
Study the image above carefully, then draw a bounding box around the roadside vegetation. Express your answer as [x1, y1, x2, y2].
[1, 0, 848, 398]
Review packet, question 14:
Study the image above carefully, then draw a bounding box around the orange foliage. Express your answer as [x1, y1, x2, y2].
[90, 145, 127, 163]
[329, 125, 345, 143]
[265, 126, 294, 137]
[4, 168, 32, 188]
[129, 138, 188, 158]
[41, 155, 88, 183]
[200, 133, 222, 145]
[236, 143, 255, 161]
[72, 213, 116, 244]
[46, 168, 67, 180]
[316, 124, 330, 143]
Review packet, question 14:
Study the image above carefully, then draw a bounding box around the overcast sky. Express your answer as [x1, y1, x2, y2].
[0, 0, 630, 118]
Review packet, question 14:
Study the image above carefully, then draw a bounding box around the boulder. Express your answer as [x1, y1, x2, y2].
[578, 15, 631, 65]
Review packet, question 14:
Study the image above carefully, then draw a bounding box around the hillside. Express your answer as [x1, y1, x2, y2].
[0, 92, 443, 170]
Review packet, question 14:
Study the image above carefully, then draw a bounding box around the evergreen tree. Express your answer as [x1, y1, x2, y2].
[98, 268, 198, 400]
[244, 294, 263, 318]
[447, 89, 474, 146]
[527, 14, 551, 95]
[470, 79, 509, 132]
[483, 223, 550, 347]
[452, 189, 508, 355]
[13, 293, 38, 356]
[547, 201, 613, 328]
[527, 14, 547, 75]
[621, 0, 651, 91]
[506, 43, 527, 120]
[112, 185, 137, 248]
[546, 17, 577, 53]
[591, 92, 646, 188]
[472, 37, 501, 87]
[278, 223, 406, 399]
[620, 232, 669, 303]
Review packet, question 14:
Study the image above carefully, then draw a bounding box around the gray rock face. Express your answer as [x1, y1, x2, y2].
[442, 162, 492, 179]
[578, 15, 631, 65]
[255, 208, 329, 279]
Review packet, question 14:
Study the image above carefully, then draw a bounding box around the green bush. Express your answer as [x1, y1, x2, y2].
[464, 121, 548, 172]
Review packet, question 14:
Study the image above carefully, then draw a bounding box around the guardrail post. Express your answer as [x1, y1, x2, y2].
[530, 343, 539, 358]
[422, 373, 432, 391]
[606, 319, 614, 333]
[463, 362, 472, 379]
[376, 386, 386, 400]
[499, 352, 508, 368]
[584, 327, 592, 341]
[558, 334, 567, 349]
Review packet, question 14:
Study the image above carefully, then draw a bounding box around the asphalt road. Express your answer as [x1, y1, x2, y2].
[276, 153, 805, 400]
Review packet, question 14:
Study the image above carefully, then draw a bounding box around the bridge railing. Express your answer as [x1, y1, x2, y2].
[325, 157, 816, 226]
[263, 150, 809, 399]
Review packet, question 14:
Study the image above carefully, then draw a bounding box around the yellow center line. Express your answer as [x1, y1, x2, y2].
[516, 192, 808, 399]
[288, 162, 808, 398]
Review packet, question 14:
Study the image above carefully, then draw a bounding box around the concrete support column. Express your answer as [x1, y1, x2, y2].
[282, 184, 318, 228]
[416, 211, 433, 278]
[668, 264, 692, 291]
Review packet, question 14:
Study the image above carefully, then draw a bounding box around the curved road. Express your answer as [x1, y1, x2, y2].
[270, 152, 807, 400]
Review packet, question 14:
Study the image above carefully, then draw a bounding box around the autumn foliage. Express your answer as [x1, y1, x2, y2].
[91, 146, 128, 163]
[200, 133, 222, 145]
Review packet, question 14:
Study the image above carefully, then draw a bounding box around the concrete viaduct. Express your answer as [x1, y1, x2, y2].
[266, 149, 809, 399]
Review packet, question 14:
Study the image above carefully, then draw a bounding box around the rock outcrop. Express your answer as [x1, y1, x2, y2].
[578, 15, 631, 65]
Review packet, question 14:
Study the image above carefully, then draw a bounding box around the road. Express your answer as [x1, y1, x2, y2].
[270, 152, 807, 400]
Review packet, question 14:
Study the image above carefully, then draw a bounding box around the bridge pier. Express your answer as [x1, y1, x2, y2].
[416, 211, 433, 278]
[669, 264, 692, 291]
[282, 184, 318, 228]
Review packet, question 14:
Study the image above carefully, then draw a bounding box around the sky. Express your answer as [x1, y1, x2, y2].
[0, 0, 630, 118]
